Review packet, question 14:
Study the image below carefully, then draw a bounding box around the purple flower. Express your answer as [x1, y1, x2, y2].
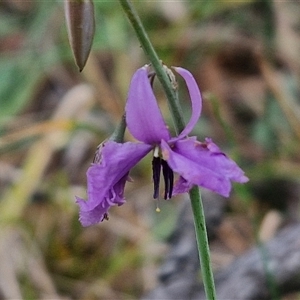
[76, 65, 248, 226]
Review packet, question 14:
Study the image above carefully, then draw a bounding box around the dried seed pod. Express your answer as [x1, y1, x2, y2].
[64, 0, 95, 71]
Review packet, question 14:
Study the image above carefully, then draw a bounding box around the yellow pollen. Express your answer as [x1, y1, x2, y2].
[156, 198, 161, 213]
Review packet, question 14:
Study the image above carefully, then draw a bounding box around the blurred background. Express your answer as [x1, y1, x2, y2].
[1, 0, 300, 299]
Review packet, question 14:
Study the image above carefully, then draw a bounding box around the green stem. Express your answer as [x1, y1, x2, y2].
[119, 1, 217, 299]
[110, 113, 126, 143]
[118, 0, 184, 135]
[189, 186, 217, 300]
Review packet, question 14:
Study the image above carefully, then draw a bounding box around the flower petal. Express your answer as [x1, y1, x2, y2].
[174, 137, 249, 183]
[76, 141, 152, 226]
[126, 66, 170, 144]
[172, 176, 193, 195]
[172, 67, 202, 139]
[76, 173, 127, 226]
[161, 139, 232, 197]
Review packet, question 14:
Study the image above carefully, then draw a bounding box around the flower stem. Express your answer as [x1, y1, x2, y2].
[118, 1, 217, 299]
[110, 113, 126, 143]
[189, 186, 217, 300]
[118, 0, 185, 135]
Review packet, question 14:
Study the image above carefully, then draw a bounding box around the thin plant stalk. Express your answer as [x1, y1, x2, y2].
[189, 186, 217, 300]
[118, 1, 217, 299]
[118, 0, 185, 135]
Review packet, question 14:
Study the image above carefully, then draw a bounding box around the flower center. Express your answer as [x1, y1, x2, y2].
[152, 146, 174, 200]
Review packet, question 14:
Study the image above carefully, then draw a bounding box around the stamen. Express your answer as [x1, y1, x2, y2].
[152, 156, 161, 199]
[152, 146, 174, 201]
[162, 160, 169, 199]
[169, 170, 174, 199]
[162, 160, 174, 200]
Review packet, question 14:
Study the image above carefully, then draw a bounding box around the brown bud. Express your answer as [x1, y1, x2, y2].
[64, 0, 95, 72]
